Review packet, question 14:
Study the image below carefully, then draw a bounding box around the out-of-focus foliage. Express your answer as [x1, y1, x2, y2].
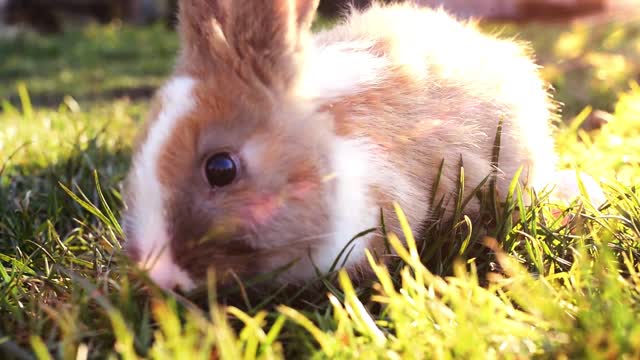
[555, 83, 640, 184]
[489, 19, 640, 118]
[0, 23, 176, 106]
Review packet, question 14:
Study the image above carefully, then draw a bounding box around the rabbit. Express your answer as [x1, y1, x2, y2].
[120, 0, 560, 292]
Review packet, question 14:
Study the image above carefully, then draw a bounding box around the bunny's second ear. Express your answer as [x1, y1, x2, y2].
[178, 0, 320, 91]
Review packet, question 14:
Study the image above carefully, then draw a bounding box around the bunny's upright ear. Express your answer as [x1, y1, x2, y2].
[177, 0, 320, 91]
[177, 0, 231, 66]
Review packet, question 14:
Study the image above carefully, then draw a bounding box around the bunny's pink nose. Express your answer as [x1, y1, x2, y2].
[148, 265, 179, 290]
[142, 250, 196, 292]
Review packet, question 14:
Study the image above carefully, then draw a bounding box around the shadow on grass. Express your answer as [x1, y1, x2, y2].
[0, 139, 133, 355]
[0, 139, 131, 276]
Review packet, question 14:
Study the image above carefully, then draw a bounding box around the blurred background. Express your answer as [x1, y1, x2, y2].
[1, 0, 638, 113]
[0, 0, 639, 181]
[1, 0, 637, 32]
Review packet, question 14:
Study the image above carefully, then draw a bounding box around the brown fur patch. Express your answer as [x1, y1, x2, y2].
[176, 0, 319, 92]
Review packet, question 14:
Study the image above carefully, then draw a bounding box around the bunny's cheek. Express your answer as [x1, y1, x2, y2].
[242, 181, 321, 226]
[246, 195, 283, 225]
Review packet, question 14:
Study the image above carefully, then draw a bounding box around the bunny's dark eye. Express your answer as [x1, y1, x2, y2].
[204, 153, 237, 188]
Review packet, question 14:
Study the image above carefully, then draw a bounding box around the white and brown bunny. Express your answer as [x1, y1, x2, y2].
[121, 0, 561, 291]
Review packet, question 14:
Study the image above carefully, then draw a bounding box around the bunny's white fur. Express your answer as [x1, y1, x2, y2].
[122, 1, 558, 290]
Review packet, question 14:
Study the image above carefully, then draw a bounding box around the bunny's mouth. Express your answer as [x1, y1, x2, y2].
[170, 235, 266, 279]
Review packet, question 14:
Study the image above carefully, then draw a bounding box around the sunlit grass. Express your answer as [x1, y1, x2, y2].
[555, 83, 640, 184]
[1, 16, 640, 360]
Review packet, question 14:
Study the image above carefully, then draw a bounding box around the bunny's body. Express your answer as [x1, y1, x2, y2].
[122, 1, 557, 291]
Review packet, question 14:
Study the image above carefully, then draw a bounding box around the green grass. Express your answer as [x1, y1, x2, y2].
[0, 23, 176, 107]
[1, 16, 640, 359]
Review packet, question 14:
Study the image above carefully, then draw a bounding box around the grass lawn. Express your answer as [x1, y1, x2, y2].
[1, 15, 640, 359]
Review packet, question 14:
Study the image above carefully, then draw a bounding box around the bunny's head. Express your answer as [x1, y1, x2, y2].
[121, 0, 380, 290]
